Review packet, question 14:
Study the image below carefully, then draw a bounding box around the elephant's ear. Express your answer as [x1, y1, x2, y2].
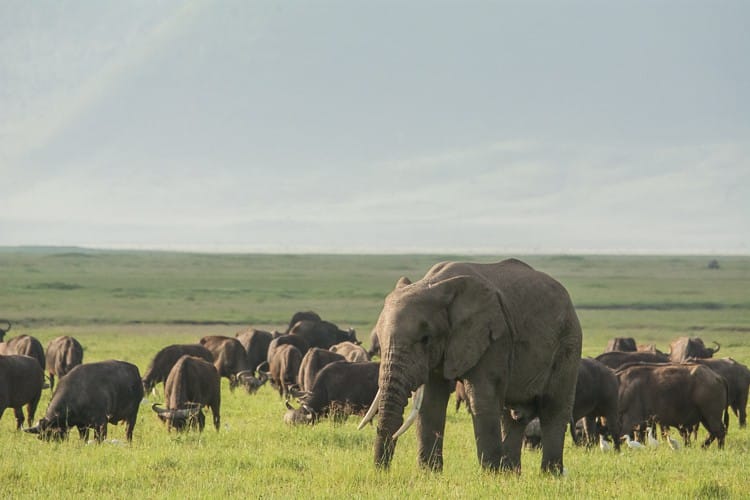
[434, 275, 512, 380]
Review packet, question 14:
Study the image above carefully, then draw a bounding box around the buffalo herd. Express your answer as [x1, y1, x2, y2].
[1, 315, 748, 455]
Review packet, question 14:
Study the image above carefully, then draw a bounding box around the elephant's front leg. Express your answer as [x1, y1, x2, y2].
[416, 372, 451, 471]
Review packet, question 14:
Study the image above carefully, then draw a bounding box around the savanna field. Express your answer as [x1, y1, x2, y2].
[1, 249, 749, 499]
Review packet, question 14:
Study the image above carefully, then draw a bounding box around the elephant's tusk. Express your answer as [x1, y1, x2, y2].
[392, 385, 425, 439]
[357, 388, 382, 430]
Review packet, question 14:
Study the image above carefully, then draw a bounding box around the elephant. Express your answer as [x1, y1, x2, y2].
[359, 259, 582, 474]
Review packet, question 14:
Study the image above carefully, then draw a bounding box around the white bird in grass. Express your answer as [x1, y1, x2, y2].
[647, 427, 660, 448]
[622, 434, 644, 449]
[599, 435, 612, 452]
[667, 434, 682, 450]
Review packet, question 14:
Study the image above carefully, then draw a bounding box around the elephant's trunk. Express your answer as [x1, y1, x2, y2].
[374, 354, 413, 468]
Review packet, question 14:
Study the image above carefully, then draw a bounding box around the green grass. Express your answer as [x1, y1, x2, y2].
[1, 250, 749, 498]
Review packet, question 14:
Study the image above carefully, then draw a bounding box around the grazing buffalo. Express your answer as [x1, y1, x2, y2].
[152, 355, 221, 432]
[44, 336, 83, 392]
[264, 344, 302, 398]
[669, 336, 720, 363]
[605, 337, 637, 352]
[267, 334, 311, 364]
[26, 360, 144, 442]
[595, 351, 669, 370]
[285, 361, 379, 424]
[235, 328, 276, 375]
[142, 344, 214, 393]
[330, 341, 369, 362]
[685, 357, 750, 428]
[571, 358, 621, 451]
[617, 363, 727, 448]
[289, 320, 358, 350]
[4, 335, 45, 371]
[199, 336, 252, 391]
[285, 311, 322, 334]
[297, 348, 345, 392]
[0, 355, 45, 429]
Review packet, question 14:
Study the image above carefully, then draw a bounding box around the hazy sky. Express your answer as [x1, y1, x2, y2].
[2, 1, 748, 253]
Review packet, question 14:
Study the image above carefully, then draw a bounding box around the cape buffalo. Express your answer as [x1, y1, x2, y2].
[142, 344, 214, 393]
[571, 358, 621, 451]
[685, 357, 750, 428]
[152, 355, 221, 432]
[264, 343, 302, 398]
[285, 311, 322, 334]
[595, 351, 669, 370]
[199, 336, 251, 391]
[26, 360, 144, 442]
[3, 335, 45, 371]
[267, 334, 310, 364]
[235, 328, 275, 375]
[330, 341, 369, 362]
[605, 337, 637, 352]
[617, 363, 727, 448]
[289, 320, 358, 350]
[669, 336, 720, 363]
[45, 336, 83, 392]
[297, 348, 345, 392]
[285, 361, 379, 424]
[0, 354, 45, 429]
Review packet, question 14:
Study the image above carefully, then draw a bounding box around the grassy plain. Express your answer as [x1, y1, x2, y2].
[1, 249, 749, 499]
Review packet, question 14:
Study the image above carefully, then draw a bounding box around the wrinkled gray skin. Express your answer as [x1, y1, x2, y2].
[373, 259, 582, 474]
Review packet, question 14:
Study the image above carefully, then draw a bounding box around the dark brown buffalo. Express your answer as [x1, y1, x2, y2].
[142, 344, 214, 393]
[595, 351, 669, 370]
[267, 334, 310, 365]
[571, 358, 621, 451]
[685, 357, 750, 428]
[44, 336, 83, 392]
[4, 335, 45, 371]
[617, 363, 727, 448]
[296, 348, 345, 392]
[263, 343, 303, 398]
[0, 355, 45, 429]
[605, 337, 637, 352]
[26, 360, 144, 442]
[285, 361, 379, 424]
[285, 311, 322, 334]
[199, 336, 252, 391]
[235, 328, 276, 375]
[668, 336, 720, 363]
[152, 355, 221, 432]
[289, 320, 358, 350]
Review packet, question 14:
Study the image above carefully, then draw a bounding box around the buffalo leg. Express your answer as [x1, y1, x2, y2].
[13, 407, 24, 430]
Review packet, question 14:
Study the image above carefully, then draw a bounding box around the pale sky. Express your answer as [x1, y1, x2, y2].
[1, 1, 748, 253]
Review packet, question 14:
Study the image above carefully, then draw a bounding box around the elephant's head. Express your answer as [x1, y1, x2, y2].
[363, 274, 511, 468]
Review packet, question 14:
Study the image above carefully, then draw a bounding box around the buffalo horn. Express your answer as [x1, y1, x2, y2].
[152, 403, 170, 416]
[392, 385, 425, 439]
[711, 341, 721, 354]
[357, 387, 382, 430]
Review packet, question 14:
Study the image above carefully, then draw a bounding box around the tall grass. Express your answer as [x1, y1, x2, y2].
[0, 250, 748, 498]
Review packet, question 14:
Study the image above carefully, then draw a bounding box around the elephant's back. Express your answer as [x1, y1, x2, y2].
[424, 259, 538, 287]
